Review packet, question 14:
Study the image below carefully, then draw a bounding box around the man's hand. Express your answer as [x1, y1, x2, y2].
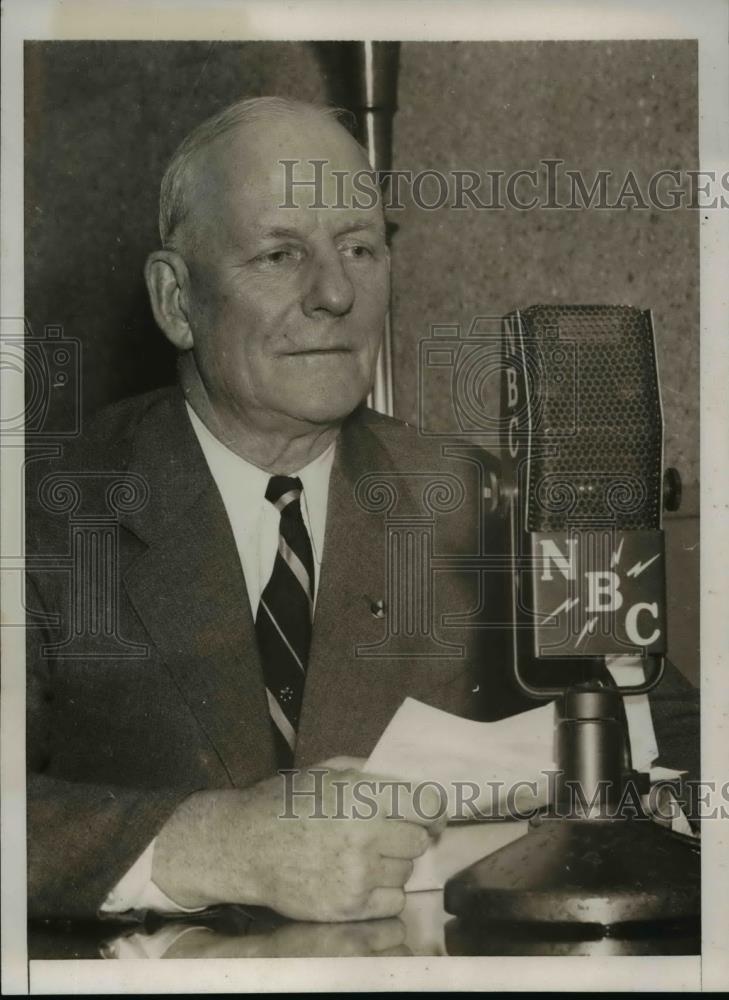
[151, 761, 445, 922]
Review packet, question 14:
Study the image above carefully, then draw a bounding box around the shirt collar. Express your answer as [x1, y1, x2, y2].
[185, 402, 335, 563]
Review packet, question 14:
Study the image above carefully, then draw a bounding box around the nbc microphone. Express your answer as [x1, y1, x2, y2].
[444, 304, 699, 943]
[501, 303, 674, 693]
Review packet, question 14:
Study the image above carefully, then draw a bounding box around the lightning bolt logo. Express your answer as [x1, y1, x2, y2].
[610, 537, 624, 568]
[541, 596, 580, 625]
[576, 615, 598, 645]
[626, 553, 660, 578]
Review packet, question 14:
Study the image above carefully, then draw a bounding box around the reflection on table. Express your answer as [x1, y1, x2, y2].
[29, 883, 699, 960]
[29, 891, 447, 960]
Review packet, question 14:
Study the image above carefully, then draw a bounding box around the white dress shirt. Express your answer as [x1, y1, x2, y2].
[101, 403, 336, 915]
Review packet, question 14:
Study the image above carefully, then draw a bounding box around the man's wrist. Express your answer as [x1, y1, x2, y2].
[151, 788, 267, 910]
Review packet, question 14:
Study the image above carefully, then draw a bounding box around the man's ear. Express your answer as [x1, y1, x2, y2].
[144, 250, 194, 350]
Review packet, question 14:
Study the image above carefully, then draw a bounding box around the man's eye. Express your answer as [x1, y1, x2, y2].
[340, 243, 373, 259]
[256, 248, 303, 267]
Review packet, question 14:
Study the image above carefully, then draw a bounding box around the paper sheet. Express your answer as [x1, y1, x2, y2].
[364, 698, 556, 891]
[605, 654, 659, 770]
[365, 697, 557, 819]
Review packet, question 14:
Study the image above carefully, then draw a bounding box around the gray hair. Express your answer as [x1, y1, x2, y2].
[158, 96, 358, 249]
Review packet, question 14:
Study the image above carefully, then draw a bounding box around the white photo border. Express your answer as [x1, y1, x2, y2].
[2, 0, 727, 993]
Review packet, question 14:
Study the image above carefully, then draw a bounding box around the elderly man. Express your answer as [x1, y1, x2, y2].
[27, 97, 504, 923]
[26, 97, 697, 925]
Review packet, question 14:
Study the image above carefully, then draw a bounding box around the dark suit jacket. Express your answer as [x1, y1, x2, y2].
[26, 386, 699, 918]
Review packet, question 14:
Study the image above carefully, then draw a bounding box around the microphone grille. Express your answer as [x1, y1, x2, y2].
[522, 304, 663, 531]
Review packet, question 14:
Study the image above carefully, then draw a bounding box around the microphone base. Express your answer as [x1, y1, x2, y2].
[444, 814, 700, 933]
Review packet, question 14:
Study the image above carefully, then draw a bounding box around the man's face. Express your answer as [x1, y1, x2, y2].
[180, 116, 390, 433]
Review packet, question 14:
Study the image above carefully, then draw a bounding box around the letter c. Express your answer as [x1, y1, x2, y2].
[625, 602, 660, 646]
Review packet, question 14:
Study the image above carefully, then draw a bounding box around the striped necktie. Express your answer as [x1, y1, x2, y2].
[255, 475, 315, 768]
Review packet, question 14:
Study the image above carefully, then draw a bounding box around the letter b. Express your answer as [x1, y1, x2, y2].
[586, 571, 623, 613]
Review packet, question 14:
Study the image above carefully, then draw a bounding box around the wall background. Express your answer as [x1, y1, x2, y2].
[24, 39, 699, 682]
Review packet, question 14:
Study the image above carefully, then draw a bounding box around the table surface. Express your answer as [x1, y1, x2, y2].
[29, 888, 700, 959]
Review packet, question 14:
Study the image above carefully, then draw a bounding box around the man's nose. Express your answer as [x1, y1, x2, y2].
[302, 248, 355, 317]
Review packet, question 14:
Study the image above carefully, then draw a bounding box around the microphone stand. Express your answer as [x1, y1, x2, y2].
[444, 666, 700, 936]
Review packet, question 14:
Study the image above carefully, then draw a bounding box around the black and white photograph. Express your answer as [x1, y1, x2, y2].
[1, 0, 727, 993]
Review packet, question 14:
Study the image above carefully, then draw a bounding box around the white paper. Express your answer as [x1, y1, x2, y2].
[605, 654, 659, 770]
[365, 697, 557, 820]
[364, 698, 557, 891]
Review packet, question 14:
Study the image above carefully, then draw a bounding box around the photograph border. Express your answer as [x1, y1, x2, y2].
[2, 0, 727, 993]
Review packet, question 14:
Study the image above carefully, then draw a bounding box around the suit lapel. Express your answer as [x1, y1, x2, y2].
[121, 389, 276, 786]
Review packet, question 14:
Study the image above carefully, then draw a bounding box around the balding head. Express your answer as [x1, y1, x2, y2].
[158, 96, 372, 252]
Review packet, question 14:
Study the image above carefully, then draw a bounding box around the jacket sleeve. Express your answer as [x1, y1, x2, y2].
[26, 573, 191, 920]
[27, 775, 189, 920]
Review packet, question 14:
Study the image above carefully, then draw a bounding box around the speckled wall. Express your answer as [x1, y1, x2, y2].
[390, 41, 698, 504]
[24, 40, 699, 681]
